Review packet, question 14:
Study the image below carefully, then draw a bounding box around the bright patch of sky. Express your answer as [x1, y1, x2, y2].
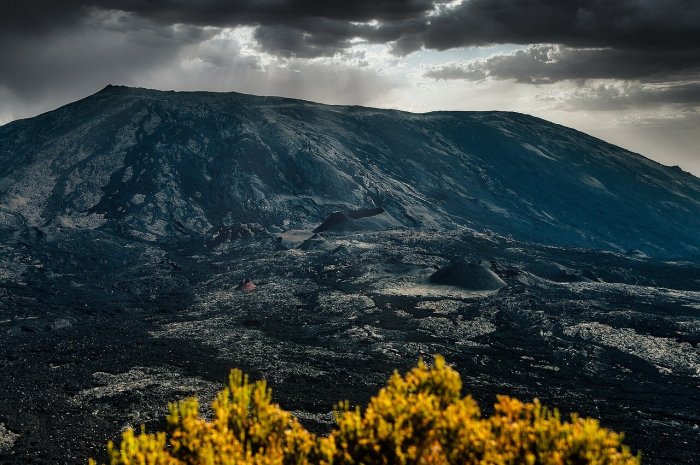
[404, 44, 521, 67]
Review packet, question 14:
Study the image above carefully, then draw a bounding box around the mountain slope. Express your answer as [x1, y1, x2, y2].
[0, 85, 698, 256]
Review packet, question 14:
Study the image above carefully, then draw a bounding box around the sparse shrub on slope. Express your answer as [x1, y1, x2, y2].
[91, 356, 641, 465]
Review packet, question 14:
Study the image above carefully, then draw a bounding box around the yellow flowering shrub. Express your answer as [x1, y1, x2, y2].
[91, 356, 641, 465]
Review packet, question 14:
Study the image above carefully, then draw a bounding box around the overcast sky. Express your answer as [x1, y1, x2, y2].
[1, 0, 699, 175]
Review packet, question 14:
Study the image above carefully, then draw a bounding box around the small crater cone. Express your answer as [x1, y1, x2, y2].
[524, 260, 590, 282]
[429, 259, 506, 291]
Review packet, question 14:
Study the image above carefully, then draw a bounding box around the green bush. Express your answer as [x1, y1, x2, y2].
[91, 356, 641, 465]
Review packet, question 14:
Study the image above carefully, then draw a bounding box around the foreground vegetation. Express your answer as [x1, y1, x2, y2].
[91, 356, 640, 465]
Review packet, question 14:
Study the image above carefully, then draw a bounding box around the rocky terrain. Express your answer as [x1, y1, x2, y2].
[0, 86, 698, 464]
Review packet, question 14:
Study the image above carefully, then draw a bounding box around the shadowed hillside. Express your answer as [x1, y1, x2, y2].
[1, 85, 698, 256]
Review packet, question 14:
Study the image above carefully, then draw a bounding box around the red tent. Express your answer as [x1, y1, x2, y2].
[238, 278, 256, 292]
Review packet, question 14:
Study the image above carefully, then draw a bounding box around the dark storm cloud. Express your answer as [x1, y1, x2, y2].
[1, 1, 439, 62]
[0, 0, 435, 39]
[2, 0, 700, 116]
[6, 1, 700, 57]
[425, 45, 700, 84]
[419, 0, 700, 53]
[418, 0, 700, 86]
[555, 81, 700, 111]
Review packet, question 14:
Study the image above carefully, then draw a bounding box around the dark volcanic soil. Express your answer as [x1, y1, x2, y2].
[1, 227, 698, 464]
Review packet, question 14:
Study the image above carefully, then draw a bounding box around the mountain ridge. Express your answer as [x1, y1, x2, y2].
[1, 85, 698, 256]
[10, 83, 695, 179]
